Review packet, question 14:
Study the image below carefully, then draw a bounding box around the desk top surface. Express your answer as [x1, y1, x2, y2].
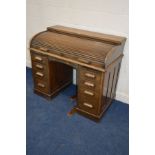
[30, 25, 126, 69]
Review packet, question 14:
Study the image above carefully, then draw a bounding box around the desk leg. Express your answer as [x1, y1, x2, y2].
[70, 94, 77, 100]
[70, 85, 78, 101]
[68, 85, 78, 116]
[67, 106, 77, 116]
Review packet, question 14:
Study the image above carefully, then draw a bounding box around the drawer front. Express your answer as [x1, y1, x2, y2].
[33, 70, 47, 80]
[78, 93, 99, 114]
[78, 88, 99, 100]
[34, 78, 49, 93]
[79, 67, 101, 82]
[79, 79, 102, 92]
[31, 53, 48, 64]
[32, 62, 45, 70]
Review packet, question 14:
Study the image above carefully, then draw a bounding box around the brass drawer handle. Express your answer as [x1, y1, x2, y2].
[37, 83, 45, 88]
[83, 102, 93, 108]
[85, 73, 96, 78]
[34, 56, 42, 61]
[84, 90, 94, 96]
[36, 64, 43, 69]
[36, 72, 44, 77]
[84, 82, 95, 87]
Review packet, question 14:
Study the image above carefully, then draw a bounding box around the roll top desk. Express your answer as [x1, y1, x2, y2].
[30, 25, 126, 121]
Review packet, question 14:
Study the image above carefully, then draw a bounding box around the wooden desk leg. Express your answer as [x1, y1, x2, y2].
[67, 106, 77, 116]
[67, 86, 77, 116]
[70, 94, 77, 100]
[70, 85, 78, 101]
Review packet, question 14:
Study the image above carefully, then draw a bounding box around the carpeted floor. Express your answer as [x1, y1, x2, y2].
[26, 67, 129, 155]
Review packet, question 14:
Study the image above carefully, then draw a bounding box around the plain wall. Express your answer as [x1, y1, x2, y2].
[26, 0, 129, 103]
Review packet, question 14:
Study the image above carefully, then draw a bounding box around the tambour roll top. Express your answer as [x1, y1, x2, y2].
[30, 25, 126, 70]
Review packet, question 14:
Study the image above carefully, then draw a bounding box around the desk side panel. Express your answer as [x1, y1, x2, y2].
[101, 57, 122, 114]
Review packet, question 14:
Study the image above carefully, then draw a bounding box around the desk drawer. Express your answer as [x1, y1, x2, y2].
[33, 70, 47, 80]
[79, 79, 102, 92]
[34, 78, 49, 93]
[31, 53, 48, 64]
[79, 66, 101, 82]
[79, 88, 96, 98]
[32, 62, 45, 70]
[78, 94, 99, 114]
[78, 87, 100, 102]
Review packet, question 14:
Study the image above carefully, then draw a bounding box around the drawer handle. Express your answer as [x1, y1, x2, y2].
[84, 90, 94, 96]
[83, 102, 93, 108]
[84, 82, 95, 87]
[36, 64, 43, 69]
[37, 83, 45, 88]
[85, 73, 96, 78]
[35, 56, 42, 61]
[36, 72, 44, 77]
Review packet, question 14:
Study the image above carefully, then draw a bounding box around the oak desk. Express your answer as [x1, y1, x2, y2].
[30, 25, 126, 121]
